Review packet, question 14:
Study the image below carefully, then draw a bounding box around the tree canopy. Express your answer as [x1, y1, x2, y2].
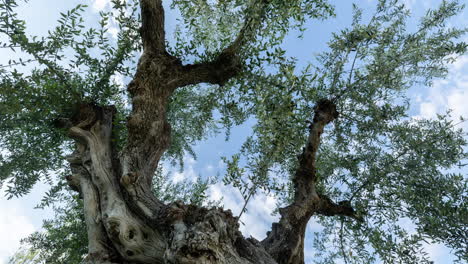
[1, 0, 467, 263]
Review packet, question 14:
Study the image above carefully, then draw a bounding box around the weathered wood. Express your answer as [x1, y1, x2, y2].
[63, 2, 360, 263]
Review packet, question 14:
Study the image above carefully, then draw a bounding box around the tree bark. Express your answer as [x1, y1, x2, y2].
[63, 101, 359, 264]
[60, 1, 361, 263]
[261, 100, 360, 264]
[64, 103, 280, 264]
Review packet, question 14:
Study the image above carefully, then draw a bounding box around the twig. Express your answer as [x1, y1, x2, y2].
[340, 219, 350, 264]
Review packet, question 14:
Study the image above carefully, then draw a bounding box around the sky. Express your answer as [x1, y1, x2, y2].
[0, 0, 467, 263]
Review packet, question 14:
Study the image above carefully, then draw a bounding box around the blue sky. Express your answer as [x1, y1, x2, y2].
[0, 0, 467, 263]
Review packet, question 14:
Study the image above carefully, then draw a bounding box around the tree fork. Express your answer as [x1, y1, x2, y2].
[60, 2, 352, 263]
[61, 104, 281, 264]
[64, 104, 167, 263]
[261, 99, 360, 264]
[60, 99, 363, 264]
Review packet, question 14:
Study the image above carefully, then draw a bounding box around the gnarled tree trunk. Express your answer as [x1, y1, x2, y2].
[60, 1, 361, 263]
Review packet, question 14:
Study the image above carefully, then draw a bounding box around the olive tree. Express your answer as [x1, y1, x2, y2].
[1, 0, 467, 263]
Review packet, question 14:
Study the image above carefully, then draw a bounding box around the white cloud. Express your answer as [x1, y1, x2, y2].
[170, 156, 198, 183]
[92, 0, 110, 12]
[423, 241, 456, 263]
[0, 205, 35, 263]
[91, 0, 120, 39]
[172, 171, 185, 182]
[307, 218, 324, 233]
[415, 55, 468, 129]
[217, 159, 226, 169]
[401, 0, 418, 9]
[107, 26, 119, 39]
[452, 55, 468, 71]
[207, 183, 279, 240]
[401, 0, 434, 11]
[397, 217, 417, 235]
[208, 183, 243, 213]
[0, 182, 55, 264]
[111, 72, 125, 87]
[205, 164, 214, 172]
[0, 191, 40, 262]
[240, 193, 279, 240]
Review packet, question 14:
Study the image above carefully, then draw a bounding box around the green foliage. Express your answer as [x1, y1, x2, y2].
[212, 0, 468, 262]
[170, 0, 334, 61]
[0, 0, 467, 263]
[20, 195, 88, 264]
[8, 247, 41, 264]
[165, 84, 220, 166]
[0, 0, 138, 198]
[153, 166, 219, 207]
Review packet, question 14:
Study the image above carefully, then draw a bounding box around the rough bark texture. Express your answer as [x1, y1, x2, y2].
[260, 100, 360, 264]
[64, 101, 359, 264]
[61, 1, 361, 263]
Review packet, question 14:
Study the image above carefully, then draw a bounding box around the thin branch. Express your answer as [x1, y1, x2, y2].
[349, 119, 463, 202]
[0, 59, 37, 69]
[329, 49, 351, 97]
[238, 189, 255, 220]
[96, 31, 138, 89]
[227, 0, 269, 54]
[331, 11, 381, 102]
[340, 219, 350, 264]
[0, 45, 20, 49]
[349, 150, 408, 202]
[331, 47, 360, 102]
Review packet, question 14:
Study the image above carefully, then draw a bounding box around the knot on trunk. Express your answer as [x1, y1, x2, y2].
[120, 172, 139, 187]
[164, 206, 275, 264]
[65, 174, 81, 193]
[212, 48, 242, 85]
[313, 99, 339, 124]
[166, 202, 188, 223]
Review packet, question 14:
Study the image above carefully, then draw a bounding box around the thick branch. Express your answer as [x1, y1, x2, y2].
[66, 104, 167, 263]
[122, 13, 184, 216]
[176, 47, 242, 86]
[121, 53, 178, 208]
[176, 0, 270, 87]
[65, 104, 283, 264]
[66, 148, 119, 263]
[162, 202, 277, 264]
[121, 0, 272, 186]
[316, 195, 363, 221]
[121, 1, 182, 195]
[261, 99, 342, 264]
[139, 0, 166, 52]
[293, 100, 339, 199]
